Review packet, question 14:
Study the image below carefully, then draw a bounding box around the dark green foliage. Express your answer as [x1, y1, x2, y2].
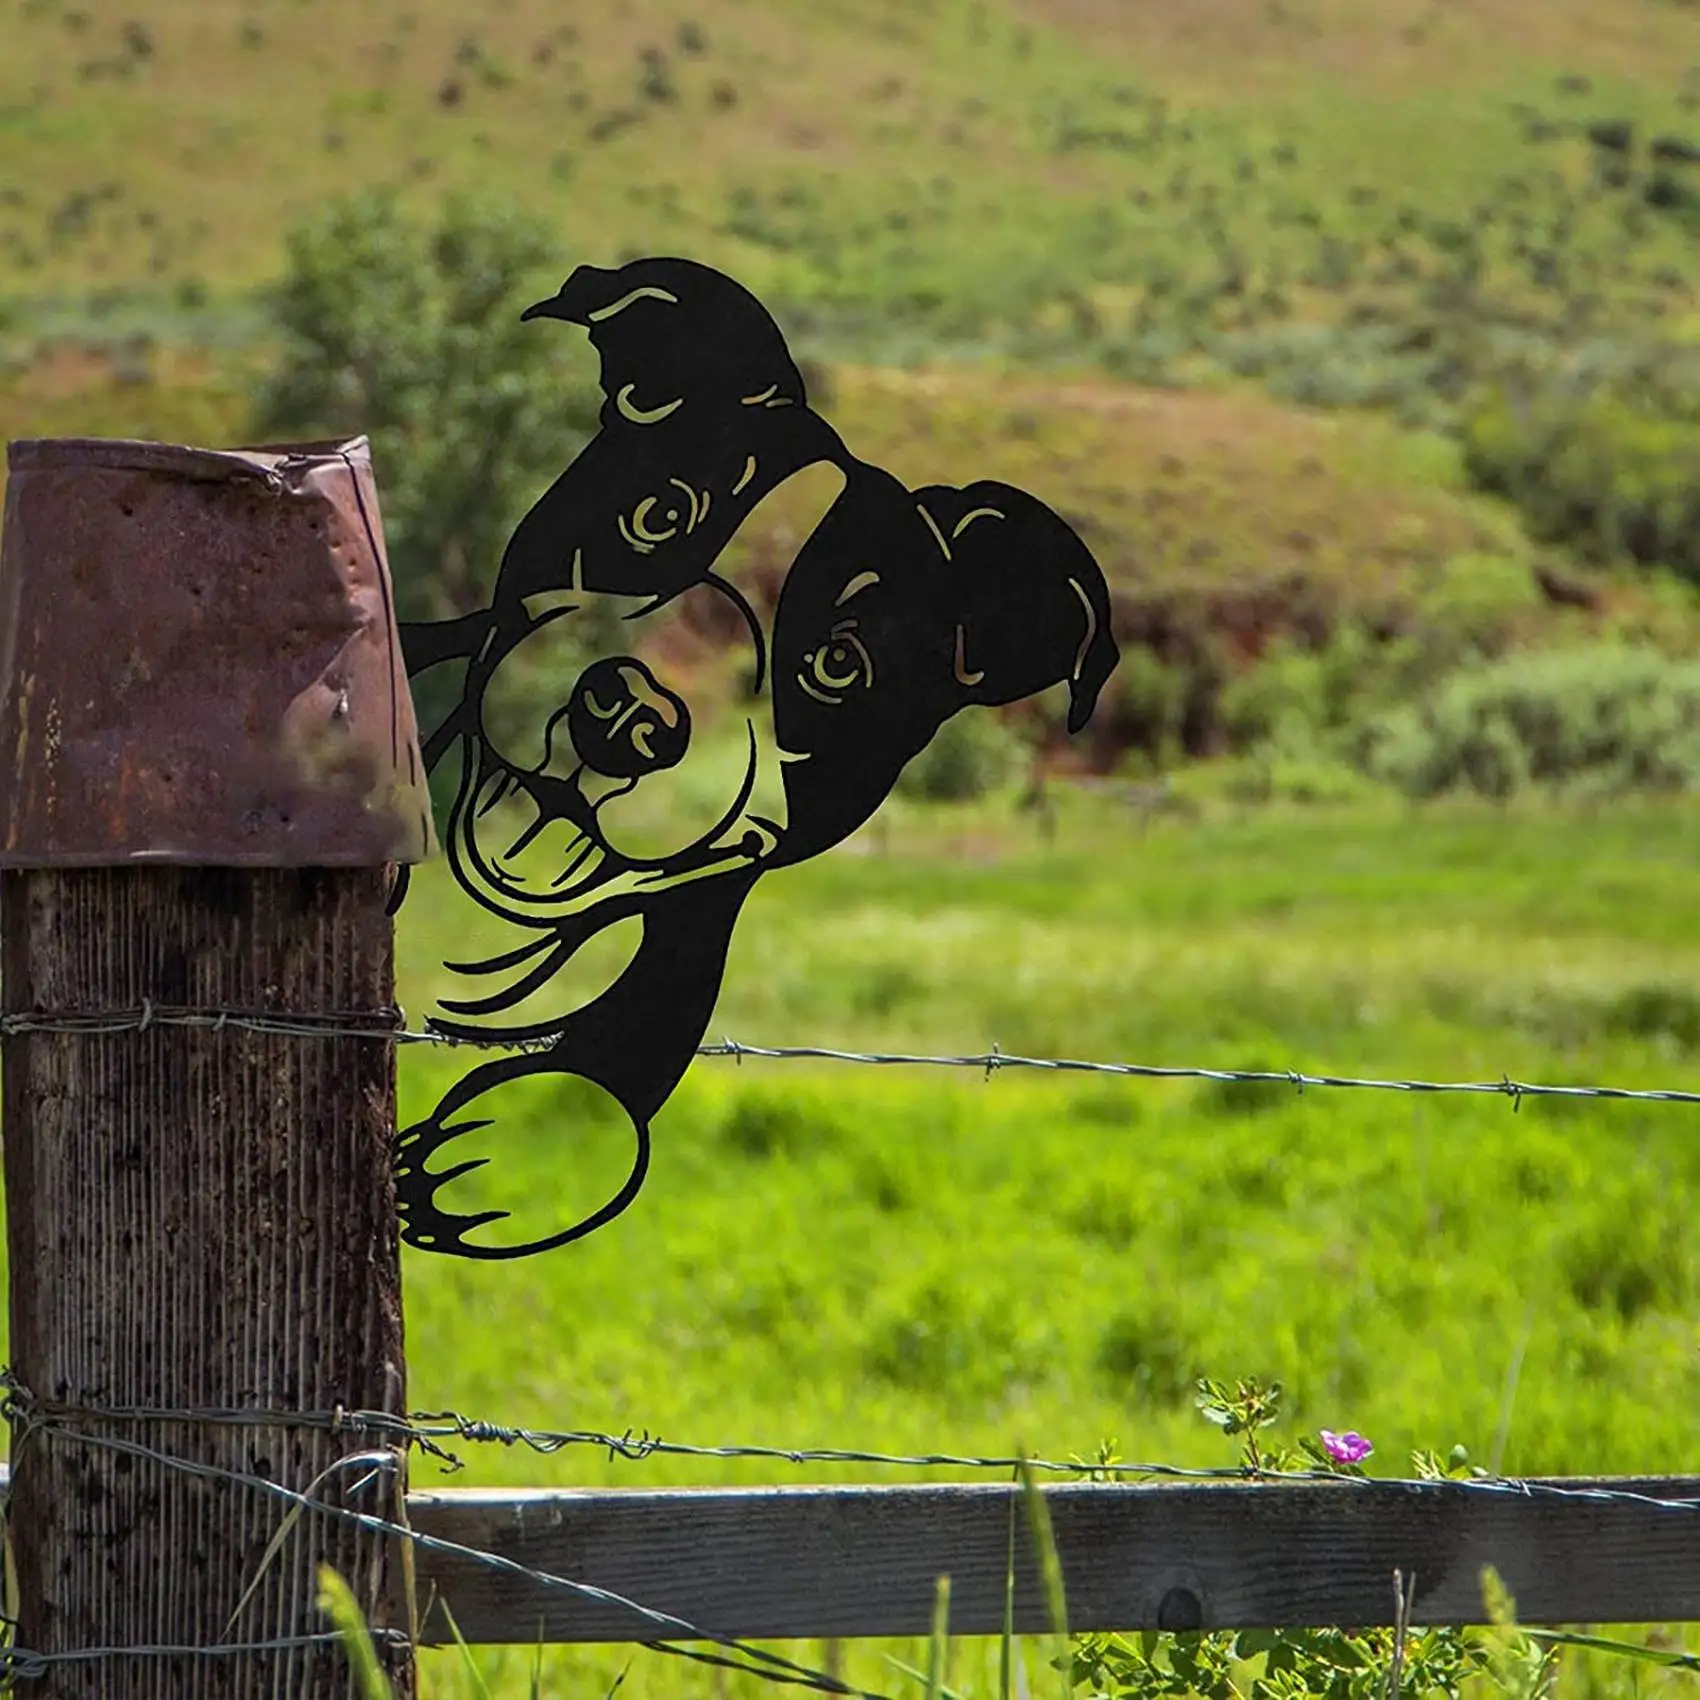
[1559, 1180, 1693, 1321]
[722, 1084, 846, 1159]
[1585, 119, 1634, 154]
[1605, 982, 1700, 1051]
[1194, 1066, 1291, 1118]
[1095, 1304, 1196, 1403]
[1461, 378, 1700, 581]
[895, 708, 1030, 802]
[254, 191, 599, 629]
[1651, 133, 1700, 163]
[1365, 645, 1700, 799]
[864, 1278, 1023, 1397]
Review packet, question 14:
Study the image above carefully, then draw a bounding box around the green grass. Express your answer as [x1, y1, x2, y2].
[396, 790, 1700, 1696]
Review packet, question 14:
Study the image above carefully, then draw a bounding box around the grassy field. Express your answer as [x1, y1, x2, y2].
[6, 0, 1700, 1693]
[395, 790, 1700, 1696]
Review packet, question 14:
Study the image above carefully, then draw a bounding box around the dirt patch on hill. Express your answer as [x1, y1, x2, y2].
[1017, 0, 1695, 97]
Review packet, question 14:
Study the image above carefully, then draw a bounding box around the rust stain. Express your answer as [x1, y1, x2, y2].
[0, 436, 434, 868]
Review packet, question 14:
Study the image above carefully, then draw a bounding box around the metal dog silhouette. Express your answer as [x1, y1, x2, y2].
[398, 257, 1119, 1258]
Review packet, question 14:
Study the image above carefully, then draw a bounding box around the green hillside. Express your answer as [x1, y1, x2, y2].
[4, 0, 1697, 331]
[6, 0, 1700, 708]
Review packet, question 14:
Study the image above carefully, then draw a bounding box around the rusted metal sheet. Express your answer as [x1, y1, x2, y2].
[0, 435, 433, 866]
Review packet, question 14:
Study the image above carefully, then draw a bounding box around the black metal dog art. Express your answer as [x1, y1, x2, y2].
[397, 257, 1119, 1259]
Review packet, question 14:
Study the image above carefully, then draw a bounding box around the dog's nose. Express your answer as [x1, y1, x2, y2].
[564, 656, 691, 780]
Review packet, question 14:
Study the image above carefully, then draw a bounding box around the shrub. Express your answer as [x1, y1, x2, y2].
[1462, 380, 1700, 583]
[722, 1084, 847, 1159]
[254, 189, 599, 627]
[1364, 643, 1700, 798]
[1221, 621, 1449, 757]
[895, 707, 1029, 802]
[863, 1277, 1025, 1398]
[1112, 643, 1191, 762]
[1095, 1302, 1197, 1403]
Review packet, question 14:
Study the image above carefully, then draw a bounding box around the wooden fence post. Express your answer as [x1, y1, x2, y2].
[0, 436, 434, 1697]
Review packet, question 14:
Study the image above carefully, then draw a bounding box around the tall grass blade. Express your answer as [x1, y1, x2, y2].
[1528, 1629, 1700, 1672]
[440, 1600, 494, 1700]
[1000, 1494, 1017, 1700]
[927, 1573, 952, 1700]
[316, 1564, 394, 1700]
[1017, 1453, 1071, 1700]
[882, 1652, 968, 1700]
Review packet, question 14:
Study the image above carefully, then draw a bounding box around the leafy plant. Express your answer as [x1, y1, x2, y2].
[1068, 1386, 1489, 1700]
[1462, 376, 1700, 584]
[1364, 644, 1700, 799]
[896, 709, 1031, 802]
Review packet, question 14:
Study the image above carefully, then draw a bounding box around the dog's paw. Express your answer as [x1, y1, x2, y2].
[395, 1070, 650, 1259]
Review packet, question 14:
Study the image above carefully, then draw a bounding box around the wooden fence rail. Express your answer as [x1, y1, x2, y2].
[408, 1477, 1700, 1645]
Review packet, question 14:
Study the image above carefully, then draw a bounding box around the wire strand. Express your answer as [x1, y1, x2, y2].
[0, 1630, 410, 1682]
[3, 1402, 895, 1700]
[5, 1376, 1700, 1690]
[10, 1375, 1700, 1507]
[3, 1008, 1698, 1106]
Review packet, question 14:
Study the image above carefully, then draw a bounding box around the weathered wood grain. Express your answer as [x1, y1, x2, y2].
[409, 1477, 1700, 1645]
[2, 867, 415, 1700]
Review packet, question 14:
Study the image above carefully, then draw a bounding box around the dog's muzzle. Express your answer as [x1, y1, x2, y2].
[564, 655, 691, 780]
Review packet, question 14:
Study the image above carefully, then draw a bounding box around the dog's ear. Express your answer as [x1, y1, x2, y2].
[523, 257, 810, 422]
[916, 482, 1118, 733]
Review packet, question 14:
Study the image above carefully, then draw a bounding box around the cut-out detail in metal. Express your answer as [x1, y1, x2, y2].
[396, 256, 1119, 1258]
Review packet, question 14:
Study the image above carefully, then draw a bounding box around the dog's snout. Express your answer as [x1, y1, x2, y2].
[566, 656, 691, 780]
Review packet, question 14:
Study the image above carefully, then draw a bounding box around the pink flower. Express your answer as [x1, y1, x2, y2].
[1320, 1429, 1373, 1465]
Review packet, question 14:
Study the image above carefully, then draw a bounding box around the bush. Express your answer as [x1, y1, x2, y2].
[722, 1084, 847, 1159]
[1113, 643, 1191, 762]
[254, 189, 599, 627]
[895, 708, 1029, 802]
[1220, 620, 1457, 761]
[1462, 378, 1700, 583]
[1364, 643, 1700, 799]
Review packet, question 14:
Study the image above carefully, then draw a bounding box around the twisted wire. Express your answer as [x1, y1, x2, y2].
[10, 1374, 1700, 1507]
[0, 1384, 894, 1700]
[3, 1006, 1699, 1106]
[0, 1631, 410, 1683]
[5, 1375, 1700, 1687]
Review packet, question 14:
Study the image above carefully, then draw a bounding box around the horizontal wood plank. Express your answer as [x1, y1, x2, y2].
[407, 1477, 1700, 1645]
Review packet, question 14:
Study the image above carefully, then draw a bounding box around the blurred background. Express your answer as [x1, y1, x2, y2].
[6, 1, 1700, 1693]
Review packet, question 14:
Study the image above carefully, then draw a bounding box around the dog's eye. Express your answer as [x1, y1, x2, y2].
[799, 621, 874, 703]
[617, 479, 710, 555]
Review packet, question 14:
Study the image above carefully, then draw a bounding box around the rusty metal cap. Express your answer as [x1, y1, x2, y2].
[0, 436, 435, 867]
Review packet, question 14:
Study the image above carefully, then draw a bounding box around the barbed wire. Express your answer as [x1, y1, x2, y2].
[0, 1001, 416, 1043]
[4, 1004, 1700, 1106]
[6, 1374, 1700, 1688]
[2, 1402, 896, 1700]
[0, 1380, 1257, 1478]
[11, 1374, 1700, 1509]
[0, 1630, 410, 1684]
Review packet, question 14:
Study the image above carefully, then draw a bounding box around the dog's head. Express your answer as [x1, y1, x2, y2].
[766, 472, 1119, 861]
[445, 456, 1117, 941]
[433, 256, 1117, 959]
